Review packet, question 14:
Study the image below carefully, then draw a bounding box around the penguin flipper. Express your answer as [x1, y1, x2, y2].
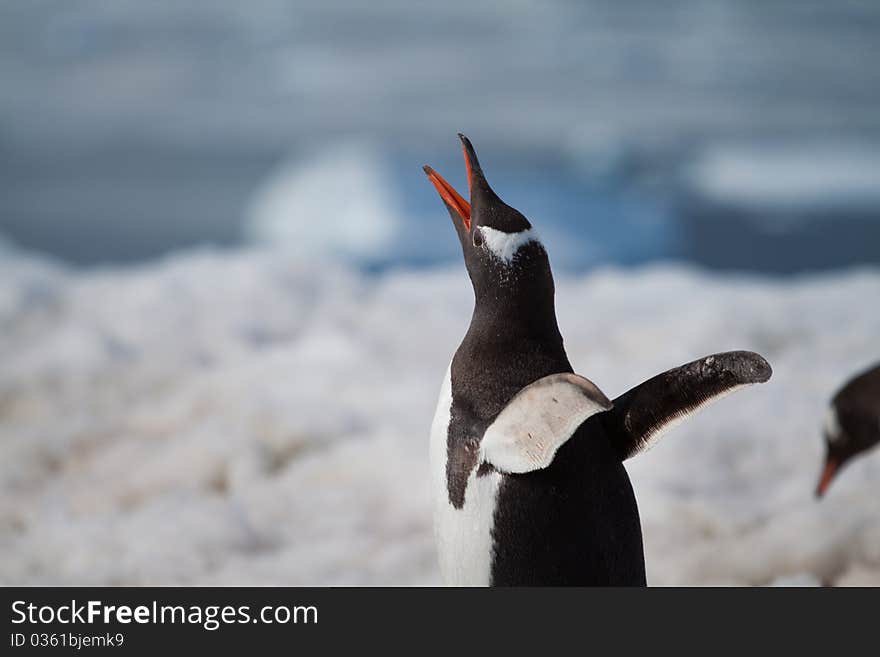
[602, 351, 772, 461]
[480, 373, 613, 474]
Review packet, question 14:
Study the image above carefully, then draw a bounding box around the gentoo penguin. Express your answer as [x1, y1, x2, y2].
[424, 134, 773, 586]
[816, 362, 880, 498]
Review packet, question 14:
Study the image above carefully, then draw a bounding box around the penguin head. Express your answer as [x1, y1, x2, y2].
[815, 402, 879, 498]
[423, 134, 553, 305]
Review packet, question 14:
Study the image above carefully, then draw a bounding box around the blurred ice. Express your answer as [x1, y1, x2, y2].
[687, 144, 880, 211]
[1, 241, 878, 586]
[677, 142, 880, 272]
[244, 142, 402, 264]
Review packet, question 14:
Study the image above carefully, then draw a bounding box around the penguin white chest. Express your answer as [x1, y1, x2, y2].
[429, 366, 503, 586]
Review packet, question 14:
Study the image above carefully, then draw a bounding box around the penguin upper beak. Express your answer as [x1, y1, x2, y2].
[815, 457, 840, 498]
[423, 133, 484, 232]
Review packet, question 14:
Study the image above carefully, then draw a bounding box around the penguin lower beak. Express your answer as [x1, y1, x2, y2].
[815, 457, 840, 498]
[423, 165, 471, 231]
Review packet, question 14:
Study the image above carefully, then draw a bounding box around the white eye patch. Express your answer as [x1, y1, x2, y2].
[477, 226, 539, 264]
[825, 406, 844, 443]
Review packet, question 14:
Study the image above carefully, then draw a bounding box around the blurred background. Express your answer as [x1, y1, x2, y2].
[1, 1, 879, 585]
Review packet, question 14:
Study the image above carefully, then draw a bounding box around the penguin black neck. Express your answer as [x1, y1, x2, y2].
[471, 286, 560, 342]
[465, 245, 565, 353]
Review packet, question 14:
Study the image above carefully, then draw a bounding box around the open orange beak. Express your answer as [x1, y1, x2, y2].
[423, 137, 474, 231]
[815, 458, 840, 498]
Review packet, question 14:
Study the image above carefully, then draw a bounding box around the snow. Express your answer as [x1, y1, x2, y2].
[1, 246, 879, 586]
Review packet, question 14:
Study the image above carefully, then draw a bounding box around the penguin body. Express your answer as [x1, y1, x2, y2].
[424, 135, 772, 586]
[430, 324, 644, 586]
[816, 362, 880, 497]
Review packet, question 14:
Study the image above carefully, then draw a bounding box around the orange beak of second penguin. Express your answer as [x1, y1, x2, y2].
[815, 458, 840, 498]
[423, 137, 474, 231]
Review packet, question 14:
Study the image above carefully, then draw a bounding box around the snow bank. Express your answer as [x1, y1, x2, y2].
[1, 247, 879, 585]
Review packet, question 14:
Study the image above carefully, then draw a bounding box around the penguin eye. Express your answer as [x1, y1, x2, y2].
[472, 229, 484, 248]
